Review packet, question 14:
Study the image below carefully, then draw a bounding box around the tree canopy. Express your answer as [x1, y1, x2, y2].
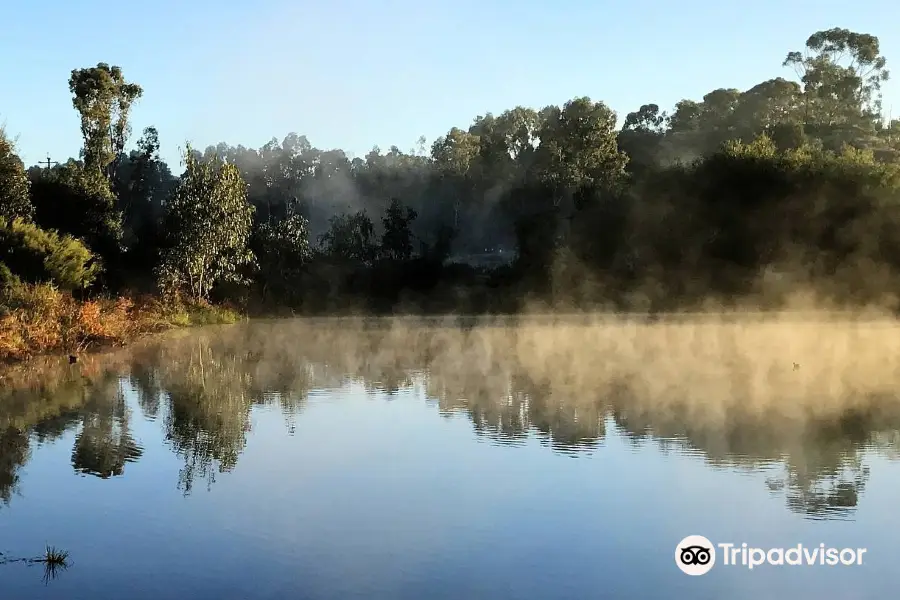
[157, 146, 255, 301]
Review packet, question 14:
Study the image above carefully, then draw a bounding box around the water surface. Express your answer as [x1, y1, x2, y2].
[2, 315, 900, 599]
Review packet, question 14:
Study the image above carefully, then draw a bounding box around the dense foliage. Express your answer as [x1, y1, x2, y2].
[3, 27, 900, 317]
[0, 219, 99, 291]
[157, 146, 255, 302]
[0, 130, 32, 225]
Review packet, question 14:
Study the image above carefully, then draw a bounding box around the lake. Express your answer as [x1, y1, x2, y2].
[2, 314, 900, 599]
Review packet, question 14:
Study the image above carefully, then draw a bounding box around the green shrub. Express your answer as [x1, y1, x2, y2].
[0, 262, 20, 289]
[0, 219, 101, 291]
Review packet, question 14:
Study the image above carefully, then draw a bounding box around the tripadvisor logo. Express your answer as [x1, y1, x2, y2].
[676, 535, 716, 576]
[675, 536, 867, 575]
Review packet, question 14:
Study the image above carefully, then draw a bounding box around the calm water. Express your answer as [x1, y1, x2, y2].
[2, 315, 900, 599]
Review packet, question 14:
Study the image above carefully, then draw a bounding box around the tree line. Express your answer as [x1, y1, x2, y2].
[2, 27, 900, 313]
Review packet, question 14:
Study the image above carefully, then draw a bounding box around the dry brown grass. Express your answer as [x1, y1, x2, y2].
[0, 284, 241, 363]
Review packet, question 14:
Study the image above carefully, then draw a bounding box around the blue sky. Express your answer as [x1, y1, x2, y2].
[2, 0, 899, 170]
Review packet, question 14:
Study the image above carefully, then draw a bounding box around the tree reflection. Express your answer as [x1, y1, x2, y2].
[158, 341, 254, 495]
[610, 405, 883, 520]
[0, 356, 128, 504]
[71, 374, 143, 479]
[0, 427, 29, 505]
[2, 316, 900, 520]
[130, 360, 164, 420]
[776, 413, 876, 520]
[31, 412, 82, 445]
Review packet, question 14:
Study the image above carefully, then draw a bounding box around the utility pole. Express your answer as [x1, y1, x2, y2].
[41, 155, 58, 171]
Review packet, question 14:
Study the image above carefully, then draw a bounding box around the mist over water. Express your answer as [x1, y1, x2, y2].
[2, 315, 900, 598]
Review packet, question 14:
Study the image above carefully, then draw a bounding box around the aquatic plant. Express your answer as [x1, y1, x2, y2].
[0, 544, 70, 583]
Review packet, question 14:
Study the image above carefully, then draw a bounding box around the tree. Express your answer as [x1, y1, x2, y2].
[667, 99, 704, 134]
[380, 198, 418, 261]
[318, 211, 378, 265]
[114, 126, 176, 266]
[495, 107, 542, 163]
[736, 79, 803, 131]
[119, 126, 170, 215]
[784, 28, 889, 128]
[0, 219, 100, 291]
[619, 104, 669, 174]
[69, 63, 143, 179]
[532, 97, 629, 201]
[253, 133, 313, 222]
[158, 146, 255, 301]
[519, 96, 628, 268]
[622, 104, 667, 133]
[664, 89, 745, 156]
[29, 162, 124, 262]
[252, 202, 312, 301]
[0, 129, 32, 226]
[431, 127, 480, 228]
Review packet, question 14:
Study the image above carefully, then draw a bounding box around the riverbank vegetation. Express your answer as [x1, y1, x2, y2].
[3, 27, 900, 361]
[0, 281, 239, 362]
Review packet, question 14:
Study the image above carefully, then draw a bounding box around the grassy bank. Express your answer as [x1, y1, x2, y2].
[0, 282, 241, 364]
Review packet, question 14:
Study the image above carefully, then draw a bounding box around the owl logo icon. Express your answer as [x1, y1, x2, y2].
[675, 535, 716, 575]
